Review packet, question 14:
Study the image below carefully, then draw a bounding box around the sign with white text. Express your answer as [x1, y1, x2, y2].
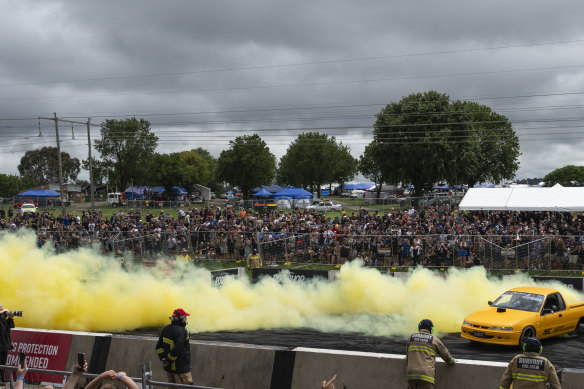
[8, 329, 73, 383]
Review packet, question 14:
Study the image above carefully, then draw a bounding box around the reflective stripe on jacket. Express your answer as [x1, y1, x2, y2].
[499, 352, 561, 389]
[405, 329, 455, 384]
[155, 322, 191, 374]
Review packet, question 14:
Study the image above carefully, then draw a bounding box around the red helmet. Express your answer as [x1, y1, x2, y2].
[172, 308, 190, 318]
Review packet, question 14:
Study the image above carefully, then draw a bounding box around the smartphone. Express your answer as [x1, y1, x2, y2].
[19, 353, 25, 368]
[77, 352, 85, 371]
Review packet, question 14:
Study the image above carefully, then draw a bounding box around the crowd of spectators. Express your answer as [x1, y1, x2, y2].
[1, 203, 584, 270]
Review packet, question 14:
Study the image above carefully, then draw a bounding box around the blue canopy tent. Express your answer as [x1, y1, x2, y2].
[17, 189, 60, 198]
[273, 186, 313, 199]
[226, 190, 234, 194]
[125, 186, 149, 200]
[341, 183, 374, 191]
[149, 186, 165, 194]
[252, 188, 273, 198]
[16, 189, 61, 206]
[168, 186, 188, 201]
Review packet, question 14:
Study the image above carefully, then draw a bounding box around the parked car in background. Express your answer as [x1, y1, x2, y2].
[190, 195, 204, 204]
[107, 192, 126, 207]
[306, 201, 342, 212]
[350, 189, 365, 199]
[49, 198, 71, 207]
[19, 203, 37, 214]
[14, 198, 38, 208]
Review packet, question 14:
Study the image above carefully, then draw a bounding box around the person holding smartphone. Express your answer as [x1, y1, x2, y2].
[0, 304, 16, 384]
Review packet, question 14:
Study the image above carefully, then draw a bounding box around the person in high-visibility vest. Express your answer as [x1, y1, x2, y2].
[247, 248, 262, 269]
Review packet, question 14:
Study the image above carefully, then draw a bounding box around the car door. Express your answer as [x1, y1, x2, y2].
[540, 293, 567, 337]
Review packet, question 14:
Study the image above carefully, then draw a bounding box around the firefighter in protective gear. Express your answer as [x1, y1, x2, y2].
[499, 337, 561, 389]
[247, 248, 262, 269]
[406, 319, 455, 388]
[156, 308, 193, 385]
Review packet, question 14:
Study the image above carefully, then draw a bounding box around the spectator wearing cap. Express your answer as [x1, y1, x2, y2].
[155, 308, 193, 386]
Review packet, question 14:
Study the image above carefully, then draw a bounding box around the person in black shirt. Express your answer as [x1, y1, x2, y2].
[156, 309, 193, 386]
[0, 304, 17, 384]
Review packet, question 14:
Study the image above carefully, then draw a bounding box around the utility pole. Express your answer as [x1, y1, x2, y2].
[54, 113, 66, 216]
[39, 114, 102, 215]
[87, 118, 95, 214]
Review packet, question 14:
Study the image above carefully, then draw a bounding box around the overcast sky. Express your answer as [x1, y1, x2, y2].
[2, 0, 584, 183]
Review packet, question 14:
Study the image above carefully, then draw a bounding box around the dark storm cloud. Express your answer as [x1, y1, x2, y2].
[1, 0, 584, 180]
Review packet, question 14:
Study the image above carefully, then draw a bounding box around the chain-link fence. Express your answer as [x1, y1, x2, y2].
[25, 227, 584, 271]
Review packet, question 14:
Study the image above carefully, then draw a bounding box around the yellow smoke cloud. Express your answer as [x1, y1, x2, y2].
[1, 231, 582, 336]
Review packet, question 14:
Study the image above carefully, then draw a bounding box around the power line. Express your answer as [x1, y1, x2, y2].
[1, 38, 582, 88]
[5, 63, 584, 103]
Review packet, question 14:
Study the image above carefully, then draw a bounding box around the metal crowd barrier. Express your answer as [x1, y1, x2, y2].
[0, 363, 223, 389]
[7, 222, 584, 271]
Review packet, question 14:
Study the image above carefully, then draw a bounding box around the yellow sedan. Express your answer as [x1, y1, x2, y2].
[461, 286, 584, 346]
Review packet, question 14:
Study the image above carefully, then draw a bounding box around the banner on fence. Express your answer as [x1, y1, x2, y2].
[533, 276, 584, 291]
[251, 268, 329, 283]
[211, 268, 242, 286]
[8, 329, 73, 383]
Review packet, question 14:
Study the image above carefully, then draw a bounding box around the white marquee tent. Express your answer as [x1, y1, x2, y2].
[458, 184, 584, 211]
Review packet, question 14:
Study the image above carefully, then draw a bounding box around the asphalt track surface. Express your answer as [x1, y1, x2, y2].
[128, 328, 584, 369]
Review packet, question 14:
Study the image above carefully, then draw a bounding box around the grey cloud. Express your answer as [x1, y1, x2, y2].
[1, 0, 584, 182]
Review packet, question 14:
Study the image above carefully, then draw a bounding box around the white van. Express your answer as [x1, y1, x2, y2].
[107, 192, 123, 207]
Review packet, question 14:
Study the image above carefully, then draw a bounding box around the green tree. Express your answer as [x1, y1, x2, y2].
[543, 165, 584, 186]
[179, 149, 214, 188]
[359, 140, 396, 198]
[278, 132, 356, 195]
[18, 146, 80, 184]
[192, 147, 220, 192]
[81, 157, 109, 186]
[448, 101, 520, 188]
[146, 153, 184, 191]
[374, 91, 453, 196]
[0, 174, 38, 198]
[93, 118, 158, 191]
[217, 134, 276, 198]
[374, 91, 520, 195]
[330, 144, 358, 193]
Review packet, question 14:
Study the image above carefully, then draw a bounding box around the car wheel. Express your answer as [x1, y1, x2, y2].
[576, 318, 584, 336]
[519, 326, 536, 348]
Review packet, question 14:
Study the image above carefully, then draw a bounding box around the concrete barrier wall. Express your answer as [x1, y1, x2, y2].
[25, 329, 584, 389]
